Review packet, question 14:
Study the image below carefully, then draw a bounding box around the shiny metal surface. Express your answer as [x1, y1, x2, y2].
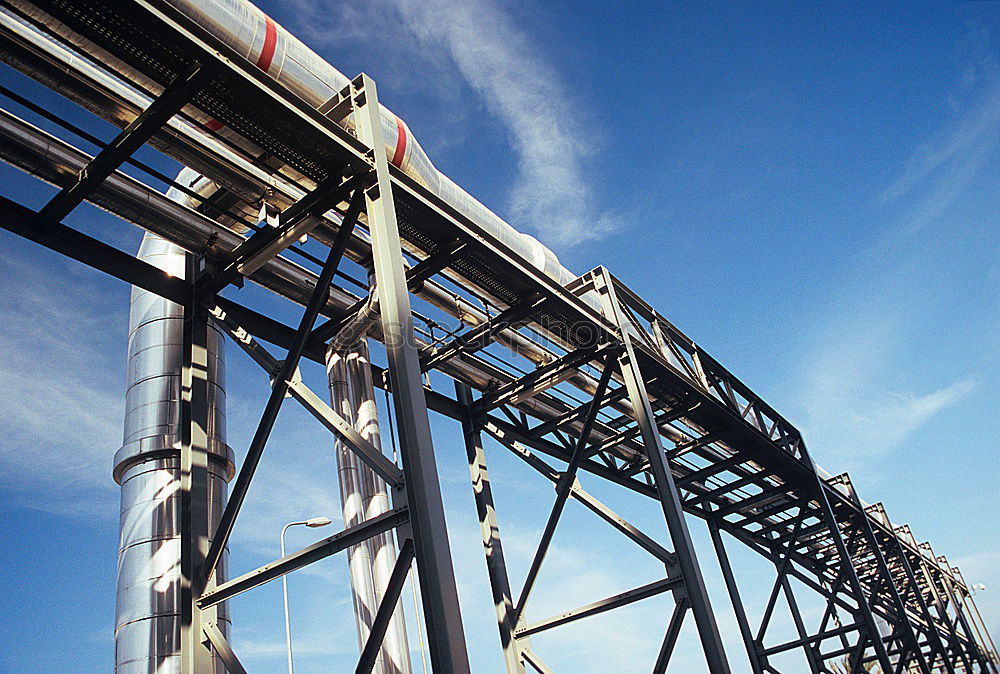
[328, 340, 412, 674]
[115, 233, 231, 673]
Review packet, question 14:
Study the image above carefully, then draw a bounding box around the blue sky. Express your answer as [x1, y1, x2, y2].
[1, 0, 998, 672]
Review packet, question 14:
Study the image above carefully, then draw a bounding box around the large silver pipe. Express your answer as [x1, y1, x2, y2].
[327, 338, 412, 674]
[115, 233, 232, 673]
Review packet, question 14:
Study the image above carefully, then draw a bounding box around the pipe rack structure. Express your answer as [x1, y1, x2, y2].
[0, 0, 996, 672]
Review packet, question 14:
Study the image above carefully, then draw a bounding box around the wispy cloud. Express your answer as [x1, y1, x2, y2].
[880, 28, 1000, 235]
[794, 273, 978, 470]
[392, 0, 614, 249]
[282, 0, 614, 250]
[800, 365, 975, 469]
[0, 250, 125, 517]
[792, 29, 997, 473]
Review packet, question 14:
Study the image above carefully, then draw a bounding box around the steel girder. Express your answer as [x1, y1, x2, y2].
[0, 0, 996, 671]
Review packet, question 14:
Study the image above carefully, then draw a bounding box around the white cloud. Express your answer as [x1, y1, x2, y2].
[880, 32, 1000, 235]
[0, 251, 126, 517]
[281, 0, 614, 250]
[392, 0, 614, 249]
[796, 300, 977, 469]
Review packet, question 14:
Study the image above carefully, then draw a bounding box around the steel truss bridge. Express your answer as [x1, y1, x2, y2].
[0, 0, 996, 672]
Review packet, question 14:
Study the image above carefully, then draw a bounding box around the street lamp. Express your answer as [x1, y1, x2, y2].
[281, 516, 333, 674]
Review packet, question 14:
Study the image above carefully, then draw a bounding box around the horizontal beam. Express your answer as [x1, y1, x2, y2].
[198, 507, 409, 608]
[761, 622, 862, 657]
[515, 576, 683, 638]
[420, 294, 548, 374]
[0, 196, 189, 304]
[472, 346, 601, 413]
[199, 174, 362, 296]
[38, 62, 207, 224]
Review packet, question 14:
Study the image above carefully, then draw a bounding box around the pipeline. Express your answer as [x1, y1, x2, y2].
[115, 232, 231, 674]
[328, 338, 412, 674]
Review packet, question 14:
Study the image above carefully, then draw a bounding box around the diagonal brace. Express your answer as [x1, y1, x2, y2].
[492, 427, 674, 564]
[202, 622, 248, 674]
[286, 378, 404, 486]
[357, 537, 416, 674]
[199, 507, 409, 609]
[515, 576, 683, 639]
[511, 353, 616, 625]
[201, 186, 365, 583]
[210, 307, 403, 484]
[39, 62, 207, 224]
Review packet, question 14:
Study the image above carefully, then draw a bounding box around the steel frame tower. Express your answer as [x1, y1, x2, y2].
[0, 0, 996, 672]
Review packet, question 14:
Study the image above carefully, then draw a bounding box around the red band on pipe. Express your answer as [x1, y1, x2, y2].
[256, 18, 277, 73]
[391, 116, 407, 168]
[206, 18, 277, 133]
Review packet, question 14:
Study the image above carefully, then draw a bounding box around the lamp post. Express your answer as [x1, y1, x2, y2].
[281, 516, 333, 674]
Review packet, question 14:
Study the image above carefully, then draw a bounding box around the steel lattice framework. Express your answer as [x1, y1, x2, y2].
[0, 0, 996, 672]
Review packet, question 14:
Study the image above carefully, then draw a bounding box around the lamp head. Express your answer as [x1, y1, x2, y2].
[305, 516, 333, 528]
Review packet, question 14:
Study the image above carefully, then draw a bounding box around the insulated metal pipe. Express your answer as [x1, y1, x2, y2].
[327, 338, 413, 674]
[326, 336, 411, 674]
[115, 232, 232, 673]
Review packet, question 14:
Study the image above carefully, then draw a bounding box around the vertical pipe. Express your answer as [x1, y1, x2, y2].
[328, 340, 412, 674]
[115, 233, 232, 673]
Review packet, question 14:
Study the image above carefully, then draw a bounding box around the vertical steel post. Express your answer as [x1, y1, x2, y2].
[180, 255, 218, 673]
[595, 268, 732, 674]
[708, 516, 765, 674]
[353, 73, 471, 673]
[939, 572, 992, 672]
[456, 382, 526, 674]
[801, 480, 894, 671]
[851, 510, 931, 674]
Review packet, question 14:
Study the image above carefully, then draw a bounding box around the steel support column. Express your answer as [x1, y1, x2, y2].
[594, 267, 732, 674]
[353, 72, 471, 673]
[708, 514, 765, 674]
[849, 504, 931, 674]
[179, 257, 220, 673]
[457, 382, 527, 674]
